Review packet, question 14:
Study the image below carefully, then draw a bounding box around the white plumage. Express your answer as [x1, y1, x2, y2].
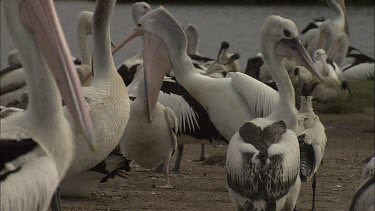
[60, 0, 130, 197]
[1, 0, 94, 210]
[226, 15, 325, 210]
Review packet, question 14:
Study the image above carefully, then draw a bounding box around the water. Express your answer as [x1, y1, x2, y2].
[1, 2, 374, 68]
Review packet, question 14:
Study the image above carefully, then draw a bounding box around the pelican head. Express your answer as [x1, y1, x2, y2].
[3, 0, 96, 149]
[185, 24, 199, 55]
[261, 15, 323, 81]
[113, 7, 183, 122]
[131, 2, 151, 25]
[318, 21, 334, 51]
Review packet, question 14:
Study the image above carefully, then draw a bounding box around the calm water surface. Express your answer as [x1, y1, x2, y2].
[1, 3, 374, 68]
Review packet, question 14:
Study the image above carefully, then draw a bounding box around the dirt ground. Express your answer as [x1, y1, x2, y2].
[62, 108, 374, 211]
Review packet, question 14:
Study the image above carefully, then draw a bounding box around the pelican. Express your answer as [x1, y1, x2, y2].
[0, 10, 105, 106]
[328, 33, 375, 80]
[302, 0, 349, 48]
[113, 7, 280, 142]
[0, 0, 94, 210]
[59, 0, 130, 199]
[119, 67, 227, 173]
[349, 157, 374, 211]
[206, 53, 241, 78]
[306, 21, 334, 56]
[185, 24, 200, 56]
[226, 15, 323, 211]
[115, 1, 151, 79]
[296, 83, 327, 211]
[120, 76, 178, 188]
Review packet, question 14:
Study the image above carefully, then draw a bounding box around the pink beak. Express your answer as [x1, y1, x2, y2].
[113, 30, 173, 122]
[20, 0, 96, 150]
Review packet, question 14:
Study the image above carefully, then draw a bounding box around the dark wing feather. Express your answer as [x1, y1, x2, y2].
[117, 64, 139, 86]
[298, 134, 315, 182]
[244, 56, 264, 79]
[188, 54, 214, 63]
[0, 64, 23, 78]
[343, 53, 375, 72]
[0, 138, 38, 171]
[161, 79, 227, 143]
[301, 22, 319, 34]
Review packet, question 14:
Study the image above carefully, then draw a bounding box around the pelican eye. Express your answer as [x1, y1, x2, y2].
[143, 6, 147, 9]
[283, 29, 291, 38]
[137, 23, 142, 28]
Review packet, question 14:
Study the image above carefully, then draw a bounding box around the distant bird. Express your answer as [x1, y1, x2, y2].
[0, 0, 94, 210]
[301, 0, 349, 49]
[328, 33, 374, 81]
[349, 157, 374, 211]
[296, 83, 327, 211]
[115, 1, 151, 81]
[59, 0, 130, 200]
[226, 15, 323, 210]
[185, 24, 201, 56]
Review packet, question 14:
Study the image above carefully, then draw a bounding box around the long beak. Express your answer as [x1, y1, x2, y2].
[317, 32, 327, 50]
[277, 38, 324, 82]
[142, 32, 173, 122]
[328, 41, 340, 60]
[20, 0, 96, 150]
[339, 0, 350, 37]
[113, 30, 172, 122]
[217, 41, 229, 61]
[112, 30, 143, 55]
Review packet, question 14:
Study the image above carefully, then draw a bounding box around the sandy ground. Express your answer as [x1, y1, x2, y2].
[61, 108, 374, 211]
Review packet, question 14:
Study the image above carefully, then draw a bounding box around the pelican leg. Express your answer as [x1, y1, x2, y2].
[194, 143, 206, 162]
[50, 187, 62, 211]
[172, 144, 184, 173]
[153, 163, 165, 173]
[312, 173, 317, 211]
[157, 155, 173, 189]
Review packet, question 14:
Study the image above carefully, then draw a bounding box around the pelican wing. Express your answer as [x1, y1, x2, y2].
[349, 176, 375, 211]
[231, 73, 279, 118]
[158, 80, 227, 143]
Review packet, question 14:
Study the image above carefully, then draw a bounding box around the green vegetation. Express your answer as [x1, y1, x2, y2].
[314, 80, 374, 114]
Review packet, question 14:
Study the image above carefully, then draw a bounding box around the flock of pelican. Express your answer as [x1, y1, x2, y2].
[0, 0, 374, 210]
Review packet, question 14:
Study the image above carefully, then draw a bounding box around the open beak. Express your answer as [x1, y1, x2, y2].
[339, 0, 350, 37]
[276, 37, 324, 82]
[21, 0, 96, 150]
[113, 30, 172, 122]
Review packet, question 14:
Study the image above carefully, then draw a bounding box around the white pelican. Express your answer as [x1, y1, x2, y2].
[185, 24, 200, 56]
[120, 77, 178, 188]
[226, 15, 323, 211]
[306, 21, 334, 57]
[301, 0, 349, 48]
[59, 0, 130, 198]
[328, 33, 375, 80]
[0, 0, 95, 210]
[115, 2, 151, 79]
[118, 67, 227, 173]
[296, 83, 327, 211]
[0, 10, 102, 106]
[349, 157, 374, 211]
[114, 7, 280, 142]
[75, 11, 94, 86]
